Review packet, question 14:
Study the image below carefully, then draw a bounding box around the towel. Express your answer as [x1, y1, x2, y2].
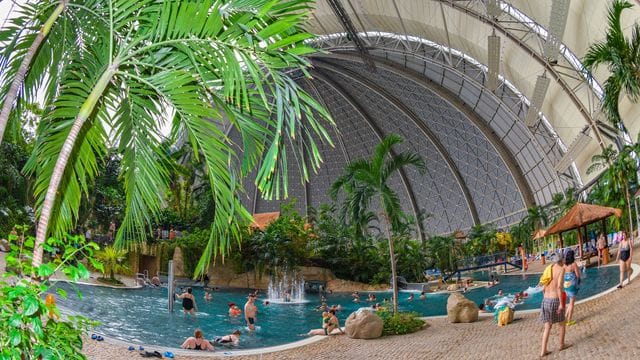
[538, 264, 553, 286]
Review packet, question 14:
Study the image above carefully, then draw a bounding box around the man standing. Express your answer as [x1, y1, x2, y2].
[244, 294, 257, 331]
[539, 259, 568, 357]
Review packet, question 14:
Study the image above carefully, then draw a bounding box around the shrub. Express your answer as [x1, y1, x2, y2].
[377, 310, 425, 336]
[0, 226, 100, 359]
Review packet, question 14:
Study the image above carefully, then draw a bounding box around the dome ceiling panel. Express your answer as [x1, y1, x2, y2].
[308, 0, 636, 183]
[319, 57, 524, 225]
[315, 67, 474, 233]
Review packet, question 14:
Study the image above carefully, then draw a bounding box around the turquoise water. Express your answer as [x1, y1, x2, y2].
[54, 266, 619, 350]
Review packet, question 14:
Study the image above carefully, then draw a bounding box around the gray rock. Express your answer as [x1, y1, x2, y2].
[0, 239, 9, 252]
[345, 310, 384, 339]
[447, 292, 479, 323]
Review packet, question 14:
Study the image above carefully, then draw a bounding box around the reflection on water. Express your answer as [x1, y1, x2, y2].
[53, 265, 619, 349]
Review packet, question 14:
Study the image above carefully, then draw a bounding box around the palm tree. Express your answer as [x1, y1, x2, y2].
[583, 0, 640, 127]
[0, 0, 106, 143]
[331, 134, 426, 313]
[15, 0, 333, 275]
[96, 246, 128, 281]
[588, 144, 637, 234]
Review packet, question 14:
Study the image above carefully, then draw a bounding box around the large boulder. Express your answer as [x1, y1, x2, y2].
[0, 239, 9, 252]
[345, 310, 384, 339]
[447, 292, 479, 323]
[172, 247, 185, 277]
[446, 284, 459, 292]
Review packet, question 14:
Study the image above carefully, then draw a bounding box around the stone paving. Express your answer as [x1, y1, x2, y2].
[84, 261, 640, 360]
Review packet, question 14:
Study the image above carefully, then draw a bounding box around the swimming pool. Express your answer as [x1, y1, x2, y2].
[54, 265, 620, 350]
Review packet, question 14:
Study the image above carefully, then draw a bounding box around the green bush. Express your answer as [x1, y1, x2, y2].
[0, 226, 101, 359]
[377, 310, 425, 336]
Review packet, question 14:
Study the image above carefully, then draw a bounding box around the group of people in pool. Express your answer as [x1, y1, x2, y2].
[175, 288, 261, 351]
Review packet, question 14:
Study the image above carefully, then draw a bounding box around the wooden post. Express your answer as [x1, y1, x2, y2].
[577, 227, 583, 259]
[559, 232, 564, 249]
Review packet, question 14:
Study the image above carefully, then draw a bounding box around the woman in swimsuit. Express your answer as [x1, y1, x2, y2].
[214, 330, 241, 346]
[181, 329, 214, 351]
[176, 287, 197, 315]
[616, 231, 633, 288]
[597, 232, 606, 267]
[562, 249, 580, 326]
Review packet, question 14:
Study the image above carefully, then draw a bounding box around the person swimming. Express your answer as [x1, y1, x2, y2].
[213, 330, 241, 346]
[228, 302, 242, 316]
[181, 329, 214, 351]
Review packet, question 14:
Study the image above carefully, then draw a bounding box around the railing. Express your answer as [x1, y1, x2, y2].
[454, 251, 509, 270]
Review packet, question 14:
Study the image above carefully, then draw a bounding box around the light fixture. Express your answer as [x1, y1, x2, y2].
[487, 33, 501, 92]
[486, 0, 501, 19]
[543, 0, 571, 63]
[554, 130, 592, 172]
[525, 75, 550, 127]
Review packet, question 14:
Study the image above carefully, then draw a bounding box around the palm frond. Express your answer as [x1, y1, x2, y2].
[113, 79, 171, 247]
[372, 133, 402, 173]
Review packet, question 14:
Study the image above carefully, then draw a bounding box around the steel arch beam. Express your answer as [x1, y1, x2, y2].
[314, 58, 483, 226]
[313, 52, 537, 209]
[435, 0, 607, 151]
[312, 69, 428, 242]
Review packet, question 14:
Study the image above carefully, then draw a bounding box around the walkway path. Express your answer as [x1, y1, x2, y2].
[84, 262, 640, 360]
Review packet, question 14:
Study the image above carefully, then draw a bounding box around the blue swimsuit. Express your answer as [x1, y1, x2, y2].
[563, 271, 578, 299]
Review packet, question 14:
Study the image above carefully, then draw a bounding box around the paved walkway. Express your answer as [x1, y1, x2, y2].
[84, 261, 640, 360]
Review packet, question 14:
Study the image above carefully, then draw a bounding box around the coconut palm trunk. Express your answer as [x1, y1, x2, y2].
[385, 221, 399, 314]
[32, 64, 117, 271]
[0, 0, 67, 144]
[624, 182, 634, 238]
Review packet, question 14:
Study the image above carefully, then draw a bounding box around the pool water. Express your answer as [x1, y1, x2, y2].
[54, 266, 619, 350]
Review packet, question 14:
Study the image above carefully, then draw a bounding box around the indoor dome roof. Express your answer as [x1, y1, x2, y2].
[232, 0, 640, 238]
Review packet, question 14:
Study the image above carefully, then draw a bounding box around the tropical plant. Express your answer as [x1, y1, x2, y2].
[394, 235, 429, 283]
[377, 310, 425, 336]
[231, 201, 312, 276]
[583, 0, 640, 128]
[0, 142, 33, 236]
[587, 144, 637, 233]
[77, 151, 125, 231]
[331, 134, 426, 313]
[464, 224, 498, 257]
[0, 0, 77, 143]
[11, 0, 333, 278]
[0, 226, 101, 359]
[425, 235, 458, 274]
[96, 246, 129, 281]
[510, 205, 549, 253]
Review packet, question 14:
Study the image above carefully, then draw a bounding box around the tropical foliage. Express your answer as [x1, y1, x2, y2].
[587, 144, 638, 232]
[0, 227, 101, 359]
[583, 0, 640, 128]
[96, 246, 129, 281]
[331, 134, 426, 313]
[1, 0, 334, 277]
[0, 143, 33, 236]
[377, 310, 425, 336]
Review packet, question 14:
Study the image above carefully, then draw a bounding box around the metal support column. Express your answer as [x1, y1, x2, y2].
[168, 260, 175, 312]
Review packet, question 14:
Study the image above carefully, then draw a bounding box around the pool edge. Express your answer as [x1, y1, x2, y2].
[85, 263, 639, 357]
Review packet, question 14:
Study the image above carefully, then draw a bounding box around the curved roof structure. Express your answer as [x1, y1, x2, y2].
[232, 0, 640, 238]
